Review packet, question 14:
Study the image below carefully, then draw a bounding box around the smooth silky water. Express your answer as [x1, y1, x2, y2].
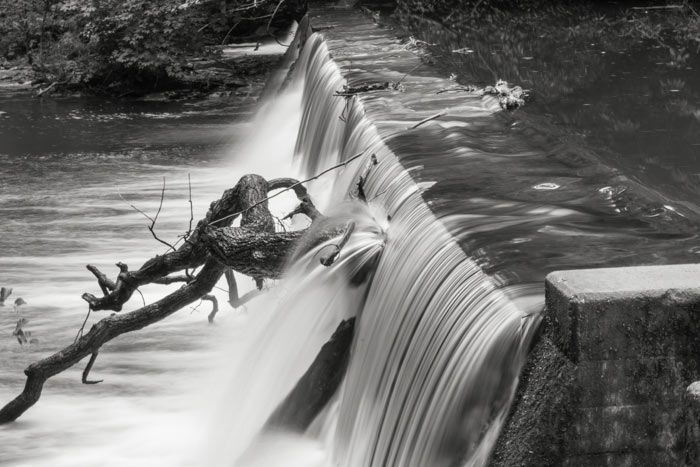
[0, 86, 306, 466]
[3, 4, 700, 467]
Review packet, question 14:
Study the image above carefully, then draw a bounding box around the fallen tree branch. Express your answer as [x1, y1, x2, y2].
[0, 171, 359, 423]
[82, 174, 270, 312]
[204, 220, 355, 278]
[269, 177, 322, 220]
[0, 258, 225, 424]
[86, 265, 116, 295]
[209, 151, 367, 227]
[411, 112, 445, 129]
[151, 275, 193, 285]
[334, 82, 389, 97]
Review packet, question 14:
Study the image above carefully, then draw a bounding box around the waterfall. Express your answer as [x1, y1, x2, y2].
[206, 31, 541, 467]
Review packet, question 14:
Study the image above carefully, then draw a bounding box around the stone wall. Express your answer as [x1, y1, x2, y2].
[493, 264, 700, 466]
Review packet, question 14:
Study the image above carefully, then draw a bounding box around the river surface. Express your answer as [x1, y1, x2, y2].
[1, 4, 700, 467]
[392, 5, 700, 285]
[0, 86, 304, 466]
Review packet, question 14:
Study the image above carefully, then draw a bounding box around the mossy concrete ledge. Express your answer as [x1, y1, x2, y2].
[492, 264, 700, 467]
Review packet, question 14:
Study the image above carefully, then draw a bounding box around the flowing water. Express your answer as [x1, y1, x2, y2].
[2, 3, 700, 467]
[0, 85, 303, 466]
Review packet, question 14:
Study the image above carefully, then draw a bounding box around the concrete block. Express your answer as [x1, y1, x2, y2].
[576, 357, 699, 408]
[492, 265, 700, 467]
[568, 404, 685, 453]
[546, 264, 700, 363]
[562, 450, 685, 467]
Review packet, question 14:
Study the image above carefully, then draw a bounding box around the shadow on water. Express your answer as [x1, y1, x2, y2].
[391, 4, 700, 284]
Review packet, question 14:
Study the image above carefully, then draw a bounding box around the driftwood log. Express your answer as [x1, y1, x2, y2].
[0, 172, 358, 424]
[266, 317, 356, 431]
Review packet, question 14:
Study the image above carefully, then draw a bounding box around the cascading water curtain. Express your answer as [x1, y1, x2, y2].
[291, 33, 543, 467]
[204, 31, 541, 467]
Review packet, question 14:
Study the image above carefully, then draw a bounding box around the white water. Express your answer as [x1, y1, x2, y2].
[1, 28, 542, 467]
[200, 33, 542, 467]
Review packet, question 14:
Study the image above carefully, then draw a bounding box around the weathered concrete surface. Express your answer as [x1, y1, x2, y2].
[687, 382, 700, 466]
[492, 264, 700, 467]
[490, 337, 577, 467]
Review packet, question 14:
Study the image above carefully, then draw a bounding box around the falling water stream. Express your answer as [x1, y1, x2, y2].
[2, 3, 700, 467]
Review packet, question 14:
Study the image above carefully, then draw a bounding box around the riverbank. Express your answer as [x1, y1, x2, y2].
[0, 40, 286, 101]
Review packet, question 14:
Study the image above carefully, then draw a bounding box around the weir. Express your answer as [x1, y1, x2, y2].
[283, 8, 543, 467]
[207, 2, 700, 467]
[205, 4, 541, 467]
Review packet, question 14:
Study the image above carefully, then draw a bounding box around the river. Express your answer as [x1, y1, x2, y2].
[2, 4, 700, 467]
[0, 84, 303, 466]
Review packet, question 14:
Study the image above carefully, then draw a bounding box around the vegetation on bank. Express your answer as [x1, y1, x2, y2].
[0, 0, 304, 95]
[395, 0, 700, 70]
[392, 0, 700, 132]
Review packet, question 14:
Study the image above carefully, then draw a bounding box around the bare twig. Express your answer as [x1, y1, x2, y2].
[147, 178, 177, 251]
[411, 112, 445, 129]
[75, 305, 92, 343]
[267, 0, 287, 47]
[392, 63, 422, 90]
[36, 81, 58, 97]
[82, 352, 103, 385]
[436, 85, 478, 94]
[203, 294, 219, 323]
[272, 214, 288, 231]
[118, 190, 154, 223]
[187, 174, 194, 236]
[221, 20, 242, 45]
[135, 289, 146, 307]
[154, 177, 166, 225]
[0, 258, 225, 423]
[118, 182, 176, 251]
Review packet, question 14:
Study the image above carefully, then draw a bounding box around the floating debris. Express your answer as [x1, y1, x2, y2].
[436, 79, 527, 110]
[452, 47, 475, 54]
[402, 36, 433, 52]
[437, 84, 479, 94]
[484, 79, 528, 110]
[335, 82, 390, 97]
